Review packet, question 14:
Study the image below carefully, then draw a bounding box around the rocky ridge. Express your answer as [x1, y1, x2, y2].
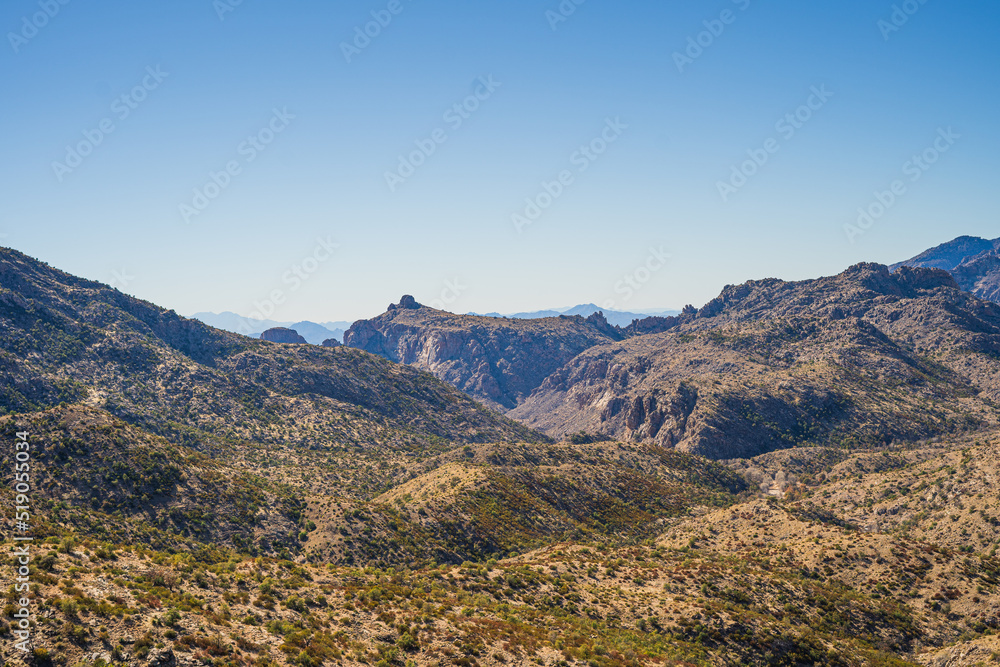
[511, 263, 1000, 458]
[893, 235, 1000, 303]
[344, 297, 636, 410]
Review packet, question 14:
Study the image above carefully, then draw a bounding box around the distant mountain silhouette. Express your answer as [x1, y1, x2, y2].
[191, 311, 349, 344]
[471, 304, 680, 328]
[892, 235, 1000, 303]
[287, 320, 347, 345]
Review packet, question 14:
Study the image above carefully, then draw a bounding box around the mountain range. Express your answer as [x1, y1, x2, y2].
[190, 311, 350, 344]
[192, 304, 681, 346]
[471, 304, 680, 328]
[0, 246, 540, 555]
[5, 236, 1000, 666]
[512, 262, 1000, 456]
[343, 256, 1000, 462]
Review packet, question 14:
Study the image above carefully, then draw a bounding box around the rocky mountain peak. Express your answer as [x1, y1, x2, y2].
[583, 311, 623, 340]
[388, 295, 421, 311]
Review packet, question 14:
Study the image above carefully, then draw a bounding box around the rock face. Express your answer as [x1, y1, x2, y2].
[892, 235, 1000, 303]
[512, 263, 1000, 459]
[344, 297, 622, 410]
[260, 327, 307, 344]
[321, 338, 340, 347]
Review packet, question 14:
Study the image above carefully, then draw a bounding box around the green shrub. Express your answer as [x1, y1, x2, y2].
[160, 608, 181, 627]
[397, 633, 419, 652]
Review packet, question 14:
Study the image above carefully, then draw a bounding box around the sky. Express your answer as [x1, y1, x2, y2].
[1, 0, 998, 322]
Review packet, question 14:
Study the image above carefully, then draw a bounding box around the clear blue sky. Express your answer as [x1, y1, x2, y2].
[2, 0, 997, 321]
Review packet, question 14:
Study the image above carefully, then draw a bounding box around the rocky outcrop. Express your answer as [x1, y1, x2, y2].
[512, 263, 1000, 458]
[343, 297, 620, 410]
[148, 648, 176, 667]
[892, 235, 1000, 303]
[390, 294, 421, 311]
[321, 338, 340, 347]
[952, 251, 1000, 303]
[619, 314, 678, 337]
[260, 327, 307, 344]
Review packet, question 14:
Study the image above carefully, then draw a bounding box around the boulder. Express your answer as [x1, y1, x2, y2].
[387, 295, 420, 311]
[148, 648, 176, 667]
[260, 327, 307, 344]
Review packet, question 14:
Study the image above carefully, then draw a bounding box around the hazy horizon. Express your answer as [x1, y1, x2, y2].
[2, 0, 997, 322]
[189, 302, 683, 330]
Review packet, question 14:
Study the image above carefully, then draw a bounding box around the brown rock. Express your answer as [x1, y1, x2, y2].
[260, 327, 307, 344]
[148, 649, 176, 667]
